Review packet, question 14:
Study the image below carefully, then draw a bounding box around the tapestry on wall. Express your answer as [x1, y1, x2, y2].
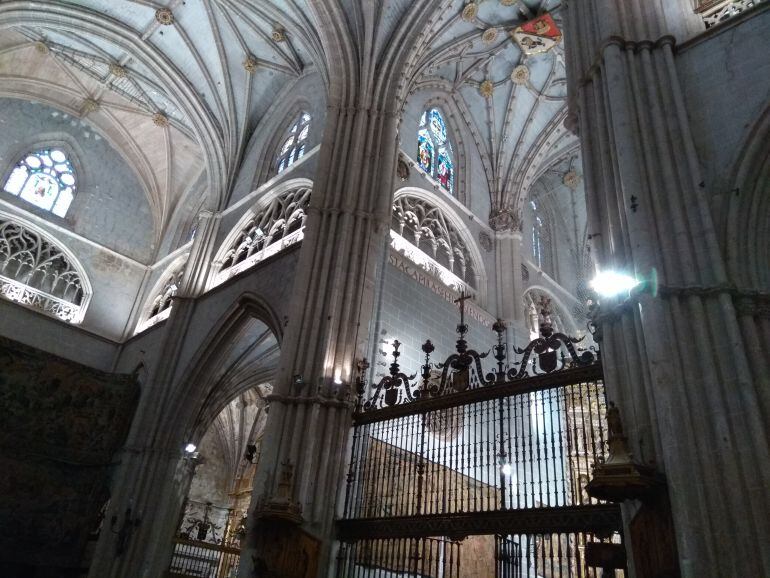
[0, 336, 139, 573]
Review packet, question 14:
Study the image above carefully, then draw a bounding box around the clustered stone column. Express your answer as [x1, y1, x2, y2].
[87, 209, 223, 578]
[237, 99, 400, 575]
[564, 2, 770, 576]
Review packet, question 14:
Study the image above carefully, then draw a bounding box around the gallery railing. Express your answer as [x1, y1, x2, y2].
[167, 538, 240, 578]
[336, 299, 624, 576]
[696, 0, 765, 28]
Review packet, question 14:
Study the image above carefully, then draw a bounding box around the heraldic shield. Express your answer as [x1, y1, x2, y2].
[511, 13, 562, 55]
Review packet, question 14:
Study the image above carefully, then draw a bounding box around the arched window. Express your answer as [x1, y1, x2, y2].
[417, 109, 455, 195]
[529, 200, 553, 276]
[3, 148, 77, 217]
[0, 216, 88, 322]
[391, 194, 477, 291]
[213, 186, 311, 287]
[276, 113, 311, 174]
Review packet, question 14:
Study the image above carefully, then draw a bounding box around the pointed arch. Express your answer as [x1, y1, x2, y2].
[171, 293, 283, 446]
[726, 104, 770, 290]
[392, 187, 488, 305]
[210, 178, 313, 289]
[0, 210, 92, 323]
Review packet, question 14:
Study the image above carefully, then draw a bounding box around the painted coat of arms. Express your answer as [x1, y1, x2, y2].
[511, 13, 562, 55]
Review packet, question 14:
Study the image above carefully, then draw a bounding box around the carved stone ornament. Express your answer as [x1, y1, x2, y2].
[243, 54, 258, 74]
[253, 460, 303, 524]
[152, 112, 169, 128]
[478, 231, 493, 252]
[34, 41, 49, 55]
[479, 79, 494, 99]
[109, 63, 127, 78]
[488, 208, 521, 232]
[482, 27, 499, 44]
[586, 402, 665, 502]
[563, 170, 581, 189]
[155, 8, 174, 25]
[511, 64, 530, 85]
[271, 26, 286, 42]
[397, 156, 410, 181]
[461, 2, 479, 21]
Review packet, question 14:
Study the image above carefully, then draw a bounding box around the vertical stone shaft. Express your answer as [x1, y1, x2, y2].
[88, 212, 222, 578]
[565, 2, 770, 576]
[239, 101, 398, 574]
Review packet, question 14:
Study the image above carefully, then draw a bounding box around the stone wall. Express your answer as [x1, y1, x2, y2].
[370, 253, 497, 387]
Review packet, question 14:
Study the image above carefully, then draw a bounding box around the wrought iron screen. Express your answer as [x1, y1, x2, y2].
[337, 296, 624, 576]
[167, 538, 240, 578]
[336, 533, 622, 578]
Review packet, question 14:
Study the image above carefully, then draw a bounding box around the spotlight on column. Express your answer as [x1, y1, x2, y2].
[589, 270, 640, 298]
[501, 463, 513, 477]
[333, 376, 343, 385]
[184, 443, 197, 454]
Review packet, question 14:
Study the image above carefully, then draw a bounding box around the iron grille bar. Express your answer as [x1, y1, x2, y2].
[336, 504, 622, 540]
[353, 364, 603, 425]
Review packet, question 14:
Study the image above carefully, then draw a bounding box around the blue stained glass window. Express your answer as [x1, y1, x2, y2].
[417, 108, 455, 195]
[417, 129, 434, 174]
[3, 149, 76, 217]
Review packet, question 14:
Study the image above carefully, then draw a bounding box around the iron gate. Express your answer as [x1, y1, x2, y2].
[336, 305, 624, 577]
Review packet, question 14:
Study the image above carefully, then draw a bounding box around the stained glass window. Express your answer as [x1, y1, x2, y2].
[277, 112, 311, 174]
[417, 108, 454, 195]
[3, 149, 77, 217]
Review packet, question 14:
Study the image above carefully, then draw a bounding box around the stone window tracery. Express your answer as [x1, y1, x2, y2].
[214, 186, 311, 286]
[417, 109, 455, 195]
[3, 148, 77, 217]
[135, 260, 187, 333]
[391, 195, 477, 290]
[276, 113, 311, 173]
[0, 217, 87, 322]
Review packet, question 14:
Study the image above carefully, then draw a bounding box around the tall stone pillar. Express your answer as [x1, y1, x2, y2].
[237, 99, 399, 575]
[88, 210, 222, 578]
[491, 209, 529, 352]
[564, 2, 770, 576]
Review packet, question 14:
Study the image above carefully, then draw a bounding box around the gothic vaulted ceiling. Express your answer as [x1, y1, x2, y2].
[0, 0, 323, 244]
[403, 0, 579, 221]
[0, 0, 579, 241]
